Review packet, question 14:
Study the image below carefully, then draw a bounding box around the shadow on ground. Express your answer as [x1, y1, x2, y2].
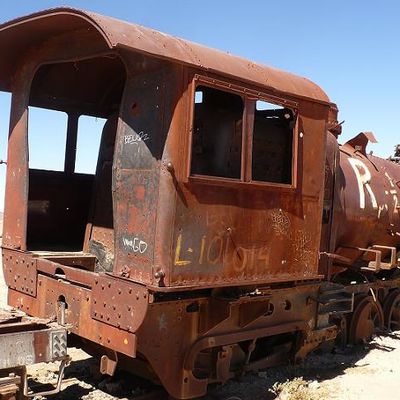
[28, 332, 400, 400]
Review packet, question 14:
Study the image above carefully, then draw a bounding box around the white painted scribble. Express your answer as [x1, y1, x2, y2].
[348, 158, 378, 210]
[384, 172, 399, 214]
[124, 131, 150, 144]
[292, 229, 314, 266]
[122, 236, 148, 254]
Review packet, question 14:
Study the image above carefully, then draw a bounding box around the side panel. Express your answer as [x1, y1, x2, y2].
[168, 102, 329, 287]
[113, 60, 182, 285]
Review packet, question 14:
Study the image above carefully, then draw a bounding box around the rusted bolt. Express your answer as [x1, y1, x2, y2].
[166, 162, 174, 173]
[154, 270, 165, 280]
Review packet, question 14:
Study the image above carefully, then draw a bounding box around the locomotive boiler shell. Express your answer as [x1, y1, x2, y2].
[333, 141, 400, 266]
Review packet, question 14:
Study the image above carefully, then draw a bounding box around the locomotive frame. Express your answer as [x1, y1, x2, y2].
[0, 8, 399, 399]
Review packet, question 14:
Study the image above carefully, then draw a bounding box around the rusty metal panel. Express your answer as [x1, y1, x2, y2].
[113, 67, 169, 283]
[0, 9, 330, 104]
[91, 274, 149, 332]
[2, 76, 31, 251]
[333, 141, 400, 266]
[2, 250, 37, 297]
[169, 190, 322, 287]
[0, 307, 67, 369]
[162, 106, 328, 288]
[0, 328, 67, 369]
[135, 284, 319, 399]
[8, 275, 137, 358]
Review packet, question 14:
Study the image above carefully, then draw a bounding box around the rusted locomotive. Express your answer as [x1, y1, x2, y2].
[1, 8, 400, 399]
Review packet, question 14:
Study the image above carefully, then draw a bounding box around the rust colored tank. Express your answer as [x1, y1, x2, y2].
[331, 133, 400, 269]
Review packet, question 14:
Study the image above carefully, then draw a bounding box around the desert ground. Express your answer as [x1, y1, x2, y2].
[1, 213, 400, 400]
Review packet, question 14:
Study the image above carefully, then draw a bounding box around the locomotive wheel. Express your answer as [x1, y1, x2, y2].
[383, 290, 400, 332]
[349, 296, 384, 344]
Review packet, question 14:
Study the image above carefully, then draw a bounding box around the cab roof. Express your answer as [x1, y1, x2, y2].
[0, 8, 330, 104]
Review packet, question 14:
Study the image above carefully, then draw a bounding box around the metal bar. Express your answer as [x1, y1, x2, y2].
[64, 113, 79, 174]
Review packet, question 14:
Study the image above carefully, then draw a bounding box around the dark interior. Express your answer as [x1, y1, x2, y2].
[252, 107, 294, 184]
[191, 85, 244, 179]
[27, 170, 94, 250]
[27, 55, 126, 252]
[190, 85, 294, 184]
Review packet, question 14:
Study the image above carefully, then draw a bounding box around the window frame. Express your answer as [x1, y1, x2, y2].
[187, 75, 299, 189]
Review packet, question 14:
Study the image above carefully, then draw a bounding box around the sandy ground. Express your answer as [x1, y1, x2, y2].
[1, 213, 400, 399]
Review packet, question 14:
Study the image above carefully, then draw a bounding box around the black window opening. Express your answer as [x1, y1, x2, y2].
[191, 85, 244, 179]
[252, 100, 294, 184]
[190, 84, 295, 186]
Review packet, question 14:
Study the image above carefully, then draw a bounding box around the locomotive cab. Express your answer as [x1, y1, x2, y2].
[1, 11, 332, 288]
[0, 9, 352, 399]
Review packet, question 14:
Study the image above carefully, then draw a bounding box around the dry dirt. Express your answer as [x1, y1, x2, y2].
[1, 215, 400, 400]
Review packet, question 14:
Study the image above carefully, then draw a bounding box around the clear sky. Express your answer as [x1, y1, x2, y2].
[1, 0, 400, 210]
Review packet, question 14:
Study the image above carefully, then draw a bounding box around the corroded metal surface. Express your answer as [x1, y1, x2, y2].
[2, 251, 37, 297]
[1, 7, 400, 400]
[327, 135, 400, 268]
[91, 274, 149, 332]
[0, 9, 329, 103]
[0, 307, 67, 369]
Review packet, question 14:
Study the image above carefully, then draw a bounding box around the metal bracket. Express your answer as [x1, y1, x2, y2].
[23, 357, 70, 398]
[341, 245, 397, 271]
[360, 245, 397, 271]
[100, 353, 118, 376]
[0, 374, 21, 399]
[216, 346, 233, 383]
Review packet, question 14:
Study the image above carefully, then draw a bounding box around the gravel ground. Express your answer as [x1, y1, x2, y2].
[1, 214, 400, 399]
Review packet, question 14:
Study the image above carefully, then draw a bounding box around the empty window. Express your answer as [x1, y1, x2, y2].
[28, 107, 67, 171]
[191, 86, 244, 179]
[75, 116, 106, 174]
[252, 100, 294, 184]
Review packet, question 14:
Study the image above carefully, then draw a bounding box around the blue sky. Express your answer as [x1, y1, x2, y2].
[1, 0, 400, 210]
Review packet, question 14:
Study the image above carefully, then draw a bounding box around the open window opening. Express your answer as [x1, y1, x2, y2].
[27, 55, 126, 254]
[252, 100, 294, 184]
[75, 116, 106, 174]
[190, 81, 295, 187]
[191, 85, 244, 179]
